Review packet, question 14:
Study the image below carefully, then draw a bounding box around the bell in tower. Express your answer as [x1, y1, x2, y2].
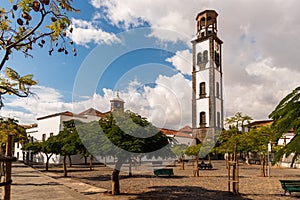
[196, 10, 218, 39]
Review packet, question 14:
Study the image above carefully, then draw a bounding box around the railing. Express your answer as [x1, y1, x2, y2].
[0, 135, 17, 200]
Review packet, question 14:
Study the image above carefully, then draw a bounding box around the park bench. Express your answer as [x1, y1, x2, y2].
[154, 168, 174, 176]
[198, 162, 213, 170]
[193, 162, 213, 176]
[279, 180, 300, 195]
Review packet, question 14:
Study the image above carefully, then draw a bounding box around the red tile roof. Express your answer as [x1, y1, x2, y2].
[37, 111, 85, 120]
[160, 128, 193, 138]
[78, 108, 110, 117]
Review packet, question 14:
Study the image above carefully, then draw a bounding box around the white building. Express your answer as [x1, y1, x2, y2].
[161, 126, 193, 146]
[14, 108, 109, 164]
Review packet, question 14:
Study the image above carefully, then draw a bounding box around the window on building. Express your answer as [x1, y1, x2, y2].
[200, 112, 206, 127]
[197, 52, 202, 66]
[50, 132, 54, 137]
[217, 112, 221, 128]
[200, 82, 206, 98]
[42, 134, 46, 141]
[203, 50, 208, 63]
[215, 51, 220, 68]
[216, 82, 220, 98]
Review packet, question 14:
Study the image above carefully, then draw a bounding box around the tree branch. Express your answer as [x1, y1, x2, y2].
[0, 85, 29, 98]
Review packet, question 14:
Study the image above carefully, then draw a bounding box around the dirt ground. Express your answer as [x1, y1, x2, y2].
[39, 160, 300, 199]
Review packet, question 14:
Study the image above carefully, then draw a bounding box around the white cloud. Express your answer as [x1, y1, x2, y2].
[89, 0, 101, 9]
[4, 86, 71, 120]
[225, 58, 300, 120]
[70, 18, 121, 46]
[4, 0, 300, 127]
[120, 73, 192, 129]
[91, 0, 198, 42]
[2, 73, 192, 130]
[166, 49, 192, 75]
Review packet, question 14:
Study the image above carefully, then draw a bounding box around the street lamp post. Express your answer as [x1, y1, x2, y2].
[267, 141, 271, 177]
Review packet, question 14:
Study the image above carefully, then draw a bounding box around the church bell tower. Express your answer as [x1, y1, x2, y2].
[192, 10, 224, 144]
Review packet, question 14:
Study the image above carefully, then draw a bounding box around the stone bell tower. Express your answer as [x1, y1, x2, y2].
[192, 10, 224, 144]
[110, 92, 125, 112]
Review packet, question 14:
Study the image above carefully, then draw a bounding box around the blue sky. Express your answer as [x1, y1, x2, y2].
[1, 0, 300, 129]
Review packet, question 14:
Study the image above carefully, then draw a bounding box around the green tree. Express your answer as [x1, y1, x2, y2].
[0, 0, 78, 107]
[77, 110, 174, 195]
[0, 117, 27, 155]
[269, 86, 300, 167]
[185, 144, 202, 176]
[56, 120, 86, 177]
[22, 135, 61, 171]
[241, 126, 274, 176]
[171, 143, 188, 168]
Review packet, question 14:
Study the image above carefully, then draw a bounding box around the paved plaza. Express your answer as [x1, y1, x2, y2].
[1, 161, 300, 199]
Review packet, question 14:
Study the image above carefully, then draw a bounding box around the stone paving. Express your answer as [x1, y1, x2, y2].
[1, 161, 300, 199]
[0, 162, 106, 200]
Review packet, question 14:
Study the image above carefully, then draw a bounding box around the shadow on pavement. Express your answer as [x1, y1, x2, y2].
[12, 181, 61, 186]
[132, 185, 252, 200]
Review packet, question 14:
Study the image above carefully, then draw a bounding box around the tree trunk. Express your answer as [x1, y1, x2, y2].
[232, 142, 239, 195]
[63, 155, 68, 177]
[111, 169, 120, 195]
[128, 157, 132, 177]
[84, 156, 87, 165]
[290, 153, 298, 168]
[89, 156, 94, 171]
[45, 156, 49, 171]
[260, 154, 266, 177]
[68, 154, 72, 167]
[196, 156, 199, 177]
[245, 152, 250, 165]
[111, 157, 124, 195]
[45, 153, 53, 171]
[0, 146, 5, 156]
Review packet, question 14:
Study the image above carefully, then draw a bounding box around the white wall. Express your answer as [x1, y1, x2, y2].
[37, 115, 61, 141]
[175, 136, 193, 146]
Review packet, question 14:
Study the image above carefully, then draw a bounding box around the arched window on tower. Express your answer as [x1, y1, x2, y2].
[200, 82, 206, 98]
[197, 52, 202, 67]
[200, 112, 206, 127]
[200, 17, 206, 37]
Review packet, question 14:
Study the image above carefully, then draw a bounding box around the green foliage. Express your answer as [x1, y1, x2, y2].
[22, 141, 41, 154]
[0, 0, 79, 108]
[269, 86, 300, 166]
[56, 119, 86, 156]
[171, 144, 188, 157]
[0, 117, 27, 150]
[99, 111, 173, 156]
[185, 144, 202, 156]
[0, 67, 37, 107]
[77, 110, 175, 160]
[225, 112, 253, 129]
[269, 86, 300, 137]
